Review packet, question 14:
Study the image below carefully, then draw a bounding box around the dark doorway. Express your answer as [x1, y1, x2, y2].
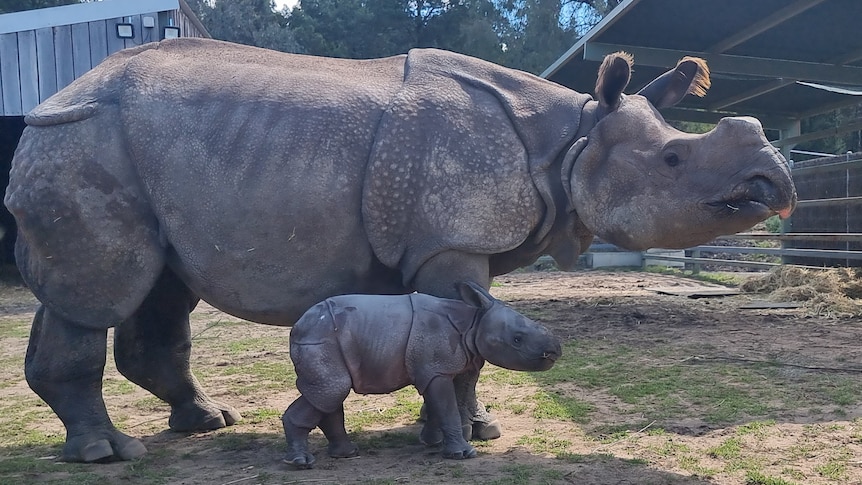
[0, 117, 25, 266]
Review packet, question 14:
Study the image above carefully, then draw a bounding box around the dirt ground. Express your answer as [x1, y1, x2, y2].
[3, 269, 862, 484]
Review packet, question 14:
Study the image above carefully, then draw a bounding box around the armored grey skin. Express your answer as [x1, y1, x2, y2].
[282, 282, 561, 468]
[5, 38, 797, 462]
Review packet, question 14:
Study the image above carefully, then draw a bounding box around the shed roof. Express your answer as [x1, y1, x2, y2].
[542, 0, 862, 134]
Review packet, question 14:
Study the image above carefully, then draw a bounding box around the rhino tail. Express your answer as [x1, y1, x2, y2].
[25, 42, 160, 127]
[25, 102, 98, 126]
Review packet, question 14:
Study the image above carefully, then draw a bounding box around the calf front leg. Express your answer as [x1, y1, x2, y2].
[26, 306, 146, 462]
[412, 250, 502, 441]
[423, 377, 477, 459]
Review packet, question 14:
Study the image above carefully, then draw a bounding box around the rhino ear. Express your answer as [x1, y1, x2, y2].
[637, 56, 711, 109]
[595, 51, 633, 111]
[456, 281, 495, 311]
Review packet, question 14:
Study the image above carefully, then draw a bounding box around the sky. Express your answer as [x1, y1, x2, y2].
[273, 0, 299, 11]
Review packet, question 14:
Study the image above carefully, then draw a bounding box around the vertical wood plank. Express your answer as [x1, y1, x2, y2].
[35, 27, 57, 102]
[71, 22, 91, 78]
[124, 15, 143, 48]
[0, 38, 4, 115]
[17, 30, 39, 113]
[105, 17, 126, 56]
[53, 25, 75, 92]
[88, 20, 108, 68]
[0, 33, 21, 116]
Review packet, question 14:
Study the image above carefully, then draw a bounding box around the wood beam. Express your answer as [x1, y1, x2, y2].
[583, 42, 862, 86]
[771, 119, 862, 147]
[707, 0, 825, 54]
[708, 79, 794, 110]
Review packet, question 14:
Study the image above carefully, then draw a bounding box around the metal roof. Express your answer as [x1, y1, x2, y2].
[0, 0, 209, 38]
[542, 0, 862, 135]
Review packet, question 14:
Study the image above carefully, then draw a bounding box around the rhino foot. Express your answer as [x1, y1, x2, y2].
[169, 399, 242, 432]
[63, 429, 147, 462]
[472, 418, 502, 441]
[283, 451, 316, 469]
[442, 443, 477, 460]
[327, 441, 358, 458]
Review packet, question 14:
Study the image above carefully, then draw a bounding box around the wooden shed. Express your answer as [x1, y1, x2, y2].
[0, 0, 209, 116]
[0, 0, 210, 264]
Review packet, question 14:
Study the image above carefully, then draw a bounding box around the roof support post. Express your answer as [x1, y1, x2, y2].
[778, 121, 801, 163]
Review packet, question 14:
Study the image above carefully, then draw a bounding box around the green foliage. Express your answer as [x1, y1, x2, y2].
[764, 215, 782, 233]
[185, 0, 302, 53]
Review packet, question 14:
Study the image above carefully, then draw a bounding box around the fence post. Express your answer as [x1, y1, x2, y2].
[691, 248, 701, 274]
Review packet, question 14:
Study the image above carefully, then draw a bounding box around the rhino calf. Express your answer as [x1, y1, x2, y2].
[282, 282, 561, 467]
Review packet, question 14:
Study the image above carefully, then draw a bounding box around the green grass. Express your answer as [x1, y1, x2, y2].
[0, 319, 30, 338]
[345, 387, 422, 431]
[643, 266, 747, 287]
[708, 437, 742, 459]
[515, 428, 571, 455]
[745, 470, 799, 485]
[534, 341, 778, 427]
[531, 390, 593, 423]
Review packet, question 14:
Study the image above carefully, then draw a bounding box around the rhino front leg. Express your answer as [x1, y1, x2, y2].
[113, 269, 241, 432]
[412, 250, 502, 441]
[26, 306, 147, 462]
[318, 405, 359, 458]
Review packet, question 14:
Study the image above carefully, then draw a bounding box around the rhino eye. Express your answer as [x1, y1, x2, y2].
[664, 152, 681, 167]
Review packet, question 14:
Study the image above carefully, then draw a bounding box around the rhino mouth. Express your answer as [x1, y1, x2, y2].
[707, 175, 795, 220]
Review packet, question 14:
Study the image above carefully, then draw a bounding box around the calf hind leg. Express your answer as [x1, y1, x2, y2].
[26, 306, 147, 462]
[282, 397, 323, 469]
[113, 269, 241, 432]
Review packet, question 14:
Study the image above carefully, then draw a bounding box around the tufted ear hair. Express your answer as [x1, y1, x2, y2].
[637, 56, 710, 109]
[595, 51, 633, 111]
[456, 281, 495, 311]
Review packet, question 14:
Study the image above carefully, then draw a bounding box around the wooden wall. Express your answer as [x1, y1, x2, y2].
[0, 7, 207, 117]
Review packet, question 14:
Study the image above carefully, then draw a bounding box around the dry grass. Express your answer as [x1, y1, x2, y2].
[741, 267, 862, 317]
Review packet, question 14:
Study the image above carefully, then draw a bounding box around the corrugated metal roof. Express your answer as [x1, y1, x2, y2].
[543, 0, 862, 131]
[0, 0, 181, 34]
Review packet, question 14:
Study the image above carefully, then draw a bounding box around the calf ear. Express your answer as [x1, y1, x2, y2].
[456, 281, 495, 311]
[637, 57, 710, 109]
[595, 51, 633, 111]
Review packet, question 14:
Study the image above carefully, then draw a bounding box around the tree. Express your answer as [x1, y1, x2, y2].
[185, 0, 302, 53]
[0, 0, 79, 14]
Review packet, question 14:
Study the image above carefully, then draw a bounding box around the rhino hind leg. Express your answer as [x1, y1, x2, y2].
[114, 268, 241, 432]
[25, 306, 147, 462]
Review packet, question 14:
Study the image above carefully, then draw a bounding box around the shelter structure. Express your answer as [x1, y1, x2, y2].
[544, 0, 862, 267]
[543, 0, 862, 159]
[0, 0, 209, 264]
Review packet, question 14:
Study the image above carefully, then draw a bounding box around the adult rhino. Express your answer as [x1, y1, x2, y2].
[6, 38, 796, 463]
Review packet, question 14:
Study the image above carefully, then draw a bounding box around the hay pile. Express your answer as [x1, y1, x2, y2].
[741, 266, 862, 317]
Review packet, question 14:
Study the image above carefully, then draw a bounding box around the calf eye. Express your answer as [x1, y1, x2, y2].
[664, 152, 681, 167]
[513, 335, 522, 345]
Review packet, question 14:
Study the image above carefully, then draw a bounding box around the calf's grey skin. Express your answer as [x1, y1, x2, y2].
[282, 282, 561, 468]
[6, 38, 797, 462]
